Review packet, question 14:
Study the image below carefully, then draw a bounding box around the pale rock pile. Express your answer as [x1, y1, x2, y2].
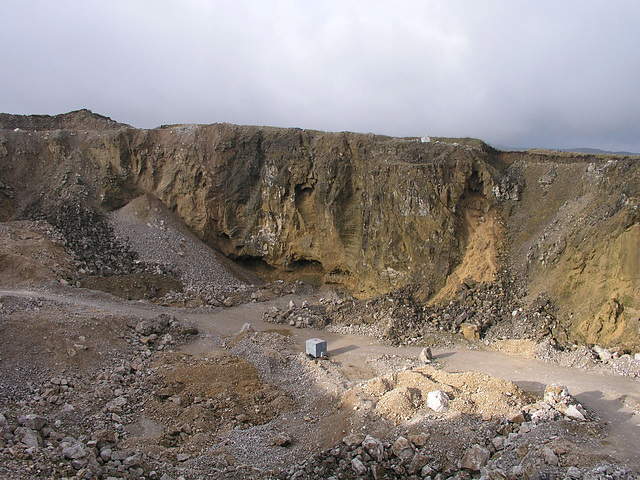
[109, 194, 245, 295]
[285, 381, 636, 480]
[347, 365, 534, 423]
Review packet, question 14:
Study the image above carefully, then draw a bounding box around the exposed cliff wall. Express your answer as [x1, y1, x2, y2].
[0, 110, 638, 349]
[0, 114, 502, 298]
[500, 151, 640, 350]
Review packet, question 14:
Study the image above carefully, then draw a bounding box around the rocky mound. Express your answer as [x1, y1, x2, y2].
[346, 365, 534, 423]
[108, 193, 255, 294]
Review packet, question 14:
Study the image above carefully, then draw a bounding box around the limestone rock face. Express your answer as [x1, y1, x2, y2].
[1, 110, 639, 349]
[0, 114, 498, 298]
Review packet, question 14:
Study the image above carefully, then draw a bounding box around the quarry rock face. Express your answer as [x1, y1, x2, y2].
[0, 110, 638, 350]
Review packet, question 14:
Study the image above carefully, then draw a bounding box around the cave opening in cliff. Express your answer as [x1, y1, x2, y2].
[231, 254, 274, 274]
[288, 258, 324, 286]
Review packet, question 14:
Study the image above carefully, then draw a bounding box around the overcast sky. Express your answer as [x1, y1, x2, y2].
[2, 1, 639, 152]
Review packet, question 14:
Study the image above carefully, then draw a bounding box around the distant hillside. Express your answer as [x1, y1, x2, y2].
[556, 147, 639, 156]
[494, 144, 639, 156]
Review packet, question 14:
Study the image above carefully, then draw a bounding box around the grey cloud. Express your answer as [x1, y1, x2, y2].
[1, 0, 639, 152]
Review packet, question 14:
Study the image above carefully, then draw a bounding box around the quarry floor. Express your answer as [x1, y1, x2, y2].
[2, 285, 640, 475]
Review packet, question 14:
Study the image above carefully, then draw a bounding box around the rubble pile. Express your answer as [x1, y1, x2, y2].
[0, 296, 204, 480]
[287, 384, 633, 480]
[288, 430, 637, 480]
[262, 278, 558, 347]
[0, 410, 163, 480]
[263, 299, 329, 329]
[23, 201, 175, 281]
[400, 279, 559, 346]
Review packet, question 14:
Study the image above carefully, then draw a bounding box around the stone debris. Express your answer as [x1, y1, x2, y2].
[286, 428, 639, 480]
[534, 384, 589, 421]
[426, 390, 450, 413]
[418, 347, 433, 364]
[263, 302, 328, 329]
[461, 443, 490, 471]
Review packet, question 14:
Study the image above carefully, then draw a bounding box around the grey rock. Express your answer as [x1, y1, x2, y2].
[492, 436, 505, 450]
[100, 448, 112, 461]
[71, 458, 88, 469]
[362, 435, 385, 462]
[0, 412, 8, 429]
[123, 455, 141, 467]
[461, 444, 490, 471]
[421, 465, 436, 478]
[351, 457, 367, 476]
[62, 443, 86, 460]
[511, 465, 524, 476]
[342, 433, 365, 448]
[110, 450, 129, 461]
[19, 428, 43, 448]
[408, 452, 429, 474]
[566, 466, 582, 479]
[18, 414, 47, 431]
[543, 446, 559, 466]
[392, 436, 414, 461]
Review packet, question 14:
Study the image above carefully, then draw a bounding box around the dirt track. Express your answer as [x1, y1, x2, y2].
[3, 287, 640, 470]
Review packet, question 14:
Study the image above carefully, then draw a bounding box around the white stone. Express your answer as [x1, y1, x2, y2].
[593, 345, 613, 362]
[564, 404, 586, 421]
[427, 390, 449, 413]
